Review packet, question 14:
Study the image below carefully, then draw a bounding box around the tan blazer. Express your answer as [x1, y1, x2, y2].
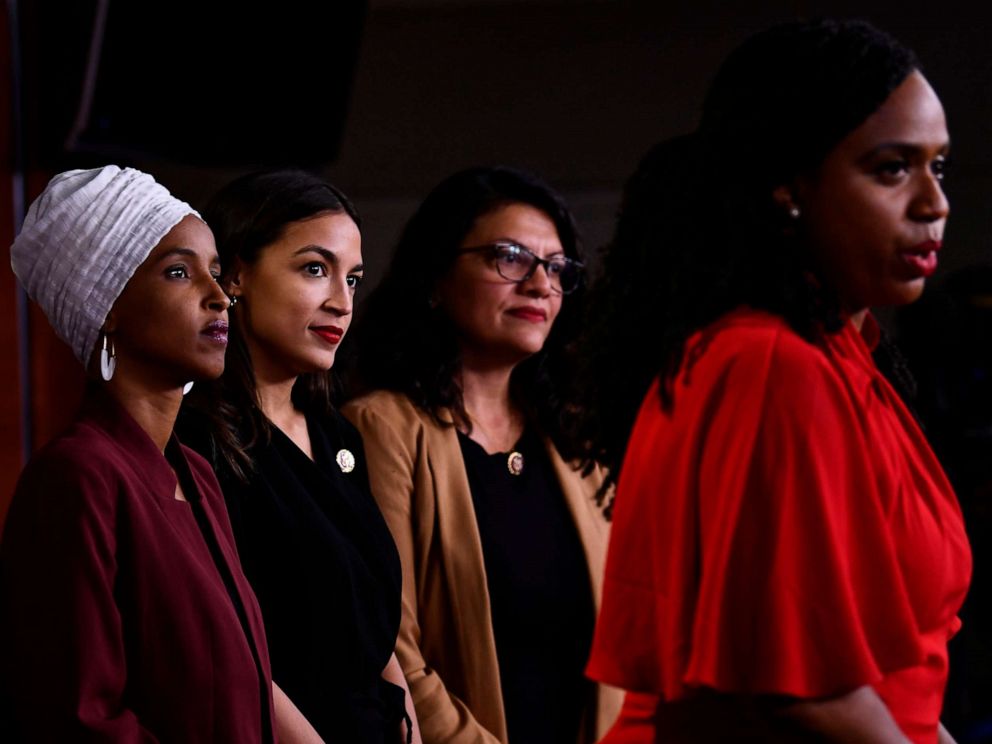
[343, 390, 622, 744]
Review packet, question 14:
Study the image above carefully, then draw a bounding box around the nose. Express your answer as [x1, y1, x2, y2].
[204, 276, 230, 312]
[323, 275, 354, 316]
[521, 262, 553, 297]
[910, 170, 950, 223]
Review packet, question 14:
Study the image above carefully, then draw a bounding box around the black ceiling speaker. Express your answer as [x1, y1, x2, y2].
[22, 0, 368, 167]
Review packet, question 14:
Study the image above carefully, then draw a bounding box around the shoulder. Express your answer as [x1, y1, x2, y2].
[702, 309, 825, 366]
[343, 389, 437, 433]
[545, 434, 608, 488]
[636, 310, 858, 450]
[689, 310, 840, 398]
[20, 421, 123, 491]
[8, 423, 126, 528]
[342, 391, 454, 482]
[660, 312, 867, 467]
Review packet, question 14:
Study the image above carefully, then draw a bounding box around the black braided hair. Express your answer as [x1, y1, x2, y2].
[576, 19, 921, 513]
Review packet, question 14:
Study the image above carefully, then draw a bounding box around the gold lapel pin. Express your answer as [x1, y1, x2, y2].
[507, 451, 524, 476]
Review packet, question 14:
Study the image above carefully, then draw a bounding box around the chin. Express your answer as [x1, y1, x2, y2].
[511, 330, 551, 353]
[890, 279, 927, 306]
[187, 359, 226, 381]
[503, 342, 546, 365]
[296, 351, 338, 374]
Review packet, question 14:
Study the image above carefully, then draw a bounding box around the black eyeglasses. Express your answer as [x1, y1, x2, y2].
[457, 241, 584, 295]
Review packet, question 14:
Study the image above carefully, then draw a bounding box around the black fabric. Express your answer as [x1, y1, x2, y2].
[171, 437, 274, 744]
[458, 428, 595, 744]
[180, 409, 404, 742]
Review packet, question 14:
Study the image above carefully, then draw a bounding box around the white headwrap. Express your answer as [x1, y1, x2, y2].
[10, 165, 200, 366]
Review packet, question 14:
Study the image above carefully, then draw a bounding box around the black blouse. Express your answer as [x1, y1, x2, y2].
[458, 427, 595, 744]
[181, 408, 404, 742]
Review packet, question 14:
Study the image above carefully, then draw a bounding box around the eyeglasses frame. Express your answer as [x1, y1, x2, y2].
[456, 241, 584, 295]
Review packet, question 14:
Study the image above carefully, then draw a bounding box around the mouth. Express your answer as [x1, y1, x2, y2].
[506, 307, 548, 323]
[310, 325, 344, 345]
[201, 320, 229, 344]
[899, 239, 943, 279]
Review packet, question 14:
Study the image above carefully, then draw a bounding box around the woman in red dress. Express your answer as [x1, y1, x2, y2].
[580, 20, 971, 744]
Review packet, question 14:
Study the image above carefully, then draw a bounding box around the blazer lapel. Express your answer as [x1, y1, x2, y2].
[424, 409, 506, 729]
[544, 443, 624, 741]
[545, 441, 610, 607]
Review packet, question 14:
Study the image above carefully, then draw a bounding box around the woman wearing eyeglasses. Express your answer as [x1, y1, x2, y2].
[343, 166, 622, 744]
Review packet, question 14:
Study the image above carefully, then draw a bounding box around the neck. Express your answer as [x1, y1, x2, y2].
[104, 377, 183, 452]
[255, 374, 301, 432]
[848, 308, 868, 331]
[457, 355, 527, 454]
[459, 358, 516, 424]
[245, 337, 309, 431]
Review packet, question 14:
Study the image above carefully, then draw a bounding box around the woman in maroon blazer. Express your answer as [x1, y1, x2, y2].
[0, 166, 319, 742]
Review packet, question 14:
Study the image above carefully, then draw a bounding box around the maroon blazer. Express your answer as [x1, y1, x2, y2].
[0, 390, 275, 743]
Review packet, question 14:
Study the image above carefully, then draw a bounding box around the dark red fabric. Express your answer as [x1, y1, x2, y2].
[0, 390, 275, 742]
[587, 309, 971, 744]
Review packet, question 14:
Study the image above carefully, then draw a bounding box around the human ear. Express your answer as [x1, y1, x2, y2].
[772, 184, 801, 219]
[224, 257, 246, 298]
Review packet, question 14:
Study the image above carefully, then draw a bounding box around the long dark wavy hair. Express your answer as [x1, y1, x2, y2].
[578, 19, 921, 508]
[184, 169, 360, 482]
[349, 165, 585, 460]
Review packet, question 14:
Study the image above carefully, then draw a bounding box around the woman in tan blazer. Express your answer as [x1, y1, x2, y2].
[344, 166, 621, 744]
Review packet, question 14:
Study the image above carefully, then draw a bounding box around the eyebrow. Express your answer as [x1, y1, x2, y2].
[492, 239, 566, 257]
[158, 247, 196, 260]
[157, 247, 221, 266]
[294, 245, 364, 273]
[862, 140, 951, 158]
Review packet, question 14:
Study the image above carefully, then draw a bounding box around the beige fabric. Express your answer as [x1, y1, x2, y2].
[10, 165, 198, 365]
[343, 390, 623, 744]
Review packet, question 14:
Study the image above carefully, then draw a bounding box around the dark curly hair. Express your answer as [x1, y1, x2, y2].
[181, 168, 360, 482]
[349, 165, 585, 459]
[577, 19, 921, 509]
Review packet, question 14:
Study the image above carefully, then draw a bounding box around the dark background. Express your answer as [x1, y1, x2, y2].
[2, 0, 990, 738]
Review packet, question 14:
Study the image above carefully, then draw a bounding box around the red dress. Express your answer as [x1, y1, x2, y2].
[586, 309, 972, 743]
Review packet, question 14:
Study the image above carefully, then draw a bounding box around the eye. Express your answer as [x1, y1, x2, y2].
[875, 159, 910, 184]
[303, 262, 328, 278]
[493, 244, 525, 265]
[165, 265, 189, 279]
[546, 259, 568, 276]
[931, 157, 948, 182]
[346, 274, 363, 289]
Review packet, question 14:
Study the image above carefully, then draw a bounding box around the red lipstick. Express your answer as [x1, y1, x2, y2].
[310, 325, 344, 345]
[507, 307, 548, 323]
[900, 240, 942, 279]
[201, 320, 229, 344]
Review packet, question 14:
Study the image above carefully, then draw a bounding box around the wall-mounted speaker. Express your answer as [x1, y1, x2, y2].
[22, 1, 367, 168]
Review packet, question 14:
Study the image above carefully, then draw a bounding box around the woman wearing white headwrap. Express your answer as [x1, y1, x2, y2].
[0, 166, 321, 743]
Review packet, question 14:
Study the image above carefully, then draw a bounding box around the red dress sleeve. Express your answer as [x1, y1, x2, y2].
[0, 445, 158, 742]
[588, 322, 926, 700]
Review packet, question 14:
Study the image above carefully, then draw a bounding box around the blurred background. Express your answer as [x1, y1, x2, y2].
[2, 0, 990, 738]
